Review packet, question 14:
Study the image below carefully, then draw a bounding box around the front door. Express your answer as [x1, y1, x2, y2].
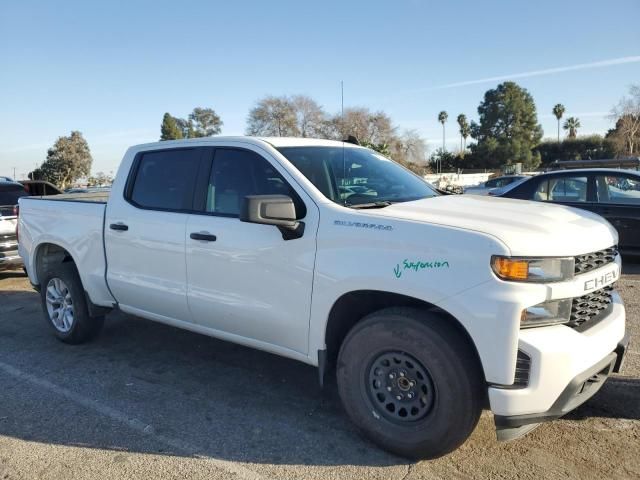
[185, 147, 318, 354]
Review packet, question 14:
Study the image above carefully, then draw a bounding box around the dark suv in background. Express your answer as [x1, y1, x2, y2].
[0, 181, 28, 270]
[495, 168, 640, 255]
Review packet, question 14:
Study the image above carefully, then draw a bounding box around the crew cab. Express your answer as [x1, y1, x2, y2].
[18, 137, 628, 459]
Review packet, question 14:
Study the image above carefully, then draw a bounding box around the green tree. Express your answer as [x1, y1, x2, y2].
[438, 111, 448, 153]
[470, 81, 543, 170]
[189, 107, 223, 137]
[35, 131, 92, 189]
[552, 104, 565, 142]
[456, 114, 470, 156]
[536, 135, 615, 165]
[160, 113, 184, 140]
[563, 117, 581, 138]
[360, 140, 392, 157]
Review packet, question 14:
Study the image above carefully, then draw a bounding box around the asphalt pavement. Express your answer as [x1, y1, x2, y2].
[0, 265, 638, 479]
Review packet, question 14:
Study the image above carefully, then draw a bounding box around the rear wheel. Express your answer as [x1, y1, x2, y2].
[40, 263, 104, 344]
[336, 307, 483, 459]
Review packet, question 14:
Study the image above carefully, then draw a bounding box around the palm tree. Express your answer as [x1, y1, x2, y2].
[563, 116, 581, 139]
[456, 114, 470, 157]
[552, 104, 565, 142]
[437, 111, 448, 173]
[438, 111, 448, 152]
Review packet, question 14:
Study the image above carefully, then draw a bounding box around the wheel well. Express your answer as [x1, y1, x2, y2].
[35, 243, 75, 285]
[324, 290, 483, 378]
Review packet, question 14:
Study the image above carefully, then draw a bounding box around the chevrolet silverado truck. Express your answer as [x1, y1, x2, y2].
[18, 137, 629, 459]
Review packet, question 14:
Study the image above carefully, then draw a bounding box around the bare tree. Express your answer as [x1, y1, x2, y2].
[246, 96, 299, 136]
[393, 129, 427, 165]
[329, 107, 396, 144]
[291, 95, 327, 137]
[609, 85, 640, 156]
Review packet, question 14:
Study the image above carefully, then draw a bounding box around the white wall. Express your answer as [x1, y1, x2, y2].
[424, 173, 492, 188]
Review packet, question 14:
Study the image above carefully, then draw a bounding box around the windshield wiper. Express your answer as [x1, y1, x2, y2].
[347, 201, 393, 209]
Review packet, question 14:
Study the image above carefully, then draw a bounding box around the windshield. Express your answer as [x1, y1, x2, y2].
[492, 176, 530, 196]
[278, 146, 437, 207]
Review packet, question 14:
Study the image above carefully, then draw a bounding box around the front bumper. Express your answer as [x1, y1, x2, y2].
[491, 297, 628, 441]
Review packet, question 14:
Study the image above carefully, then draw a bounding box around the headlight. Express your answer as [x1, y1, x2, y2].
[521, 298, 572, 328]
[491, 256, 575, 282]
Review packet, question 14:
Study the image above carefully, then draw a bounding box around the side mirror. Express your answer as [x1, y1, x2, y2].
[240, 195, 304, 240]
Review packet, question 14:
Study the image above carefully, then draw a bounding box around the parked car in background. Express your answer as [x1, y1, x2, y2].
[464, 175, 528, 195]
[0, 181, 28, 270]
[20, 180, 63, 196]
[495, 169, 640, 255]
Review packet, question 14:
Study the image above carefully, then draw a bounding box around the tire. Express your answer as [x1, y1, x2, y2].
[40, 262, 104, 344]
[336, 307, 484, 459]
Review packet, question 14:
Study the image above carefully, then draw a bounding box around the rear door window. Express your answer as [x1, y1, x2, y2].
[129, 149, 202, 211]
[533, 176, 587, 202]
[595, 174, 640, 205]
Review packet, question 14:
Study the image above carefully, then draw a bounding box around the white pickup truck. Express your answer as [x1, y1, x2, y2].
[18, 137, 628, 459]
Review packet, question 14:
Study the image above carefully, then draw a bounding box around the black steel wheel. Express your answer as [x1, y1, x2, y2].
[367, 351, 435, 423]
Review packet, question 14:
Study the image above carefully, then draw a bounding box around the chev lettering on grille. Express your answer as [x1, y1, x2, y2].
[584, 269, 617, 291]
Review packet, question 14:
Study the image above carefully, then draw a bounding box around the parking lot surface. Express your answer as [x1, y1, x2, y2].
[0, 265, 638, 480]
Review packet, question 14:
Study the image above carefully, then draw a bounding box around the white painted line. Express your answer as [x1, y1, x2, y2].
[0, 360, 265, 480]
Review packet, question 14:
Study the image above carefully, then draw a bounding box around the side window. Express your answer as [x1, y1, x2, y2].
[549, 176, 587, 202]
[535, 176, 587, 203]
[485, 178, 498, 188]
[596, 175, 640, 205]
[129, 149, 201, 211]
[206, 149, 306, 218]
[532, 180, 550, 201]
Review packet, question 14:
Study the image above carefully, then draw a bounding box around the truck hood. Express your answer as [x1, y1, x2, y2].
[371, 195, 618, 256]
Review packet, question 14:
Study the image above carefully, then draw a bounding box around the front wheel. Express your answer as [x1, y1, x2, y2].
[40, 263, 104, 344]
[336, 307, 484, 459]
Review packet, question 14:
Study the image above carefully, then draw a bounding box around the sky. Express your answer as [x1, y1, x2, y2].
[1, 0, 639, 178]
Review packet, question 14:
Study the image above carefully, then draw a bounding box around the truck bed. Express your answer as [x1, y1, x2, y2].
[18, 195, 115, 306]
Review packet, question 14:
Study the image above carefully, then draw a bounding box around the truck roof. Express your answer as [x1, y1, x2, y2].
[130, 136, 356, 151]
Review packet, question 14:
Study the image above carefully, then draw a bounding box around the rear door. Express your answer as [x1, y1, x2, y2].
[185, 146, 318, 354]
[105, 147, 207, 322]
[592, 172, 640, 251]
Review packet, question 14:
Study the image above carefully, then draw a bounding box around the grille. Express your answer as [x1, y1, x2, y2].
[568, 285, 615, 329]
[574, 247, 618, 275]
[513, 350, 531, 388]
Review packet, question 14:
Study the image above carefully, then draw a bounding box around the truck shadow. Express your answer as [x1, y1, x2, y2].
[0, 287, 638, 467]
[565, 376, 640, 422]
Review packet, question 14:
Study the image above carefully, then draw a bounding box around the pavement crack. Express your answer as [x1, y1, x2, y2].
[400, 463, 414, 480]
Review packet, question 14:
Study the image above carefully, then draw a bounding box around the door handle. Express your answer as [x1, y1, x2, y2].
[109, 223, 129, 231]
[190, 232, 217, 242]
